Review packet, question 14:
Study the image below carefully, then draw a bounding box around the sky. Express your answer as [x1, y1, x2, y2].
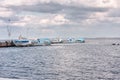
[0, 0, 120, 39]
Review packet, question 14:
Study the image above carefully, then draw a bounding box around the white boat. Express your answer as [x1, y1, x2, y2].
[13, 39, 32, 47]
[32, 38, 51, 46]
[51, 38, 63, 44]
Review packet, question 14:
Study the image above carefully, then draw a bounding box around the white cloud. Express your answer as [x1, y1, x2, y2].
[0, 20, 6, 26]
[84, 12, 108, 24]
[11, 21, 26, 26]
[0, 0, 120, 38]
[0, 7, 14, 17]
[13, 14, 70, 26]
[1, 0, 117, 26]
[1, 0, 39, 6]
[51, 14, 70, 25]
[96, 0, 117, 8]
[39, 14, 70, 25]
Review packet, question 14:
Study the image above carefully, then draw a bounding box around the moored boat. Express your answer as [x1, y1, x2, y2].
[75, 38, 85, 43]
[51, 38, 63, 44]
[32, 38, 51, 46]
[13, 39, 32, 47]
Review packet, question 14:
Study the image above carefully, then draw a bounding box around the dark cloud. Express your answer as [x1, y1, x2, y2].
[63, 6, 109, 22]
[9, 2, 110, 22]
[108, 8, 120, 17]
[10, 2, 109, 13]
[0, 7, 21, 23]
[10, 2, 64, 13]
[0, 16, 20, 23]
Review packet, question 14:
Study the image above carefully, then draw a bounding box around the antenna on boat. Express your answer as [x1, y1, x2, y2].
[26, 27, 29, 38]
[7, 19, 11, 39]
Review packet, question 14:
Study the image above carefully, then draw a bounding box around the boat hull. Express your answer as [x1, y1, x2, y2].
[32, 38, 51, 46]
[13, 40, 32, 47]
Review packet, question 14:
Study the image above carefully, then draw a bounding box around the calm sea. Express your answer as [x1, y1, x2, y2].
[0, 43, 120, 80]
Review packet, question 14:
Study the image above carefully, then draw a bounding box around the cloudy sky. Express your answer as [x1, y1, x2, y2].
[0, 0, 120, 39]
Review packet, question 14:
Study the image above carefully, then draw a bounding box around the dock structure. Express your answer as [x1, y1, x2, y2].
[0, 40, 15, 47]
[0, 37, 85, 47]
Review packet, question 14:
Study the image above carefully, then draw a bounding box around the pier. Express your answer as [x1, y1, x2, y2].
[0, 38, 85, 47]
[0, 40, 15, 47]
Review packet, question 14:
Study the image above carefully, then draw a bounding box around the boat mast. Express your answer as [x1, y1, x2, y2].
[7, 19, 11, 39]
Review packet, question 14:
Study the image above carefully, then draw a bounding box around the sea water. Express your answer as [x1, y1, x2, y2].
[0, 42, 120, 80]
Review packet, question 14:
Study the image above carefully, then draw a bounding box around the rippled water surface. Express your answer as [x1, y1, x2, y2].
[0, 43, 120, 80]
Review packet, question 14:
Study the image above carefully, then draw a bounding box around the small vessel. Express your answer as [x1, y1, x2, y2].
[67, 37, 75, 43]
[13, 35, 33, 47]
[75, 38, 85, 43]
[13, 39, 32, 47]
[51, 38, 63, 44]
[32, 38, 51, 46]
